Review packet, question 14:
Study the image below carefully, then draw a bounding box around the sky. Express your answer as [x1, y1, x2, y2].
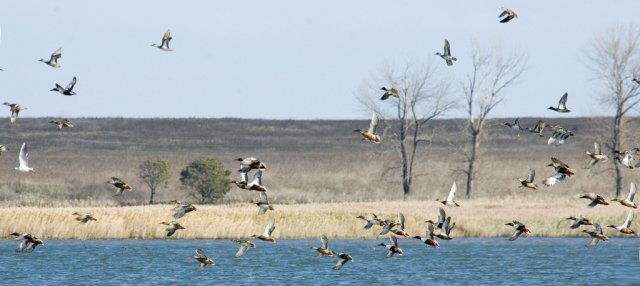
[1, 1, 640, 120]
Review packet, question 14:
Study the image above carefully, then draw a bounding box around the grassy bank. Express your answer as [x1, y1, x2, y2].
[1, 197, 635, 240]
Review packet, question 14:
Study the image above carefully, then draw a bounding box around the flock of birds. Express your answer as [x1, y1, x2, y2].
[4, 7, 639, 270]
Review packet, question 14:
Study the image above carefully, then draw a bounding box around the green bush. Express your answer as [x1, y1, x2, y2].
[180, 158, 231, 204]
[138, 158, 172, 204]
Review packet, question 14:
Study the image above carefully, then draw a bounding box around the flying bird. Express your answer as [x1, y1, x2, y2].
[614, 148, 640, 169]
[4, 102, 26, 123]
[231, 239, 256, 257]
[607, 210, 636, 235]
[505, 220, 530, 241]
[380, 87, 399, 100]
[107, 177, 132, 196]
[434, 216, 455, 240]
[73, 212, 97, 223]
[331, 251, 353, 270]
[611, 182, 637, 208]
[499, 7, 518, 23]
[566, 215, 593, 229]
[49, 119, 74, 129]
[237, 157, 266, 183]
[356, 213, 384, 229]
[436, 181, 460, 207]
[517, 169, 537, 190]
[548, 92, 570, 113]
[543, 157, 574, 186]
[10, 232, 44, 252]
[379, 235, 403, 257]
[192, 248, 215, 268]
[252, 191, 274, 215]
[584, 142, 607, 169]
[354, 112, 381, 143]
[546, 124, 574, 145]
[527, 120, 545, 137]
[504, 118, 523, 132]
[425, 207, 447, 229]
[173, 203, 197, 218]
[583, 224, 608, 246]
[580, 193, 609, 208]
[310, 235, 333, 257]
[50, 76, 77, 96]
[391, 212, 410, 237]
[160, 221, 185, 237]
[435, 39, 457, 66]
[151, 30, 173, 51]
[413, 222, 439, 248]
[39, 48, 62, 67]
[252, 221, 276, 243]
[15, 142, 33, 172]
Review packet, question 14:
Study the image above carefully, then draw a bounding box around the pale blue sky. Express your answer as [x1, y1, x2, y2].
[1, 1, 639, 119]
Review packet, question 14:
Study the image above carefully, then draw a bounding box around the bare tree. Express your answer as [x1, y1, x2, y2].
[461, 48, 525, 199]
[587, 24, 640, 198]
[357, 63, 454, 198]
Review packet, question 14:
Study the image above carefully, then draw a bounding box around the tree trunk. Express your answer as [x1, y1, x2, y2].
[400, 136, 410, 197]
[466, 132, 479, 199]
[612, 112, 623, 198]
[149, 187, 156, 205]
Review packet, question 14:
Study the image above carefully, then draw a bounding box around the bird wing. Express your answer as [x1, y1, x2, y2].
[363, 221, 375, 229]
[334, 258, 347, 270]
[584, 159, 597, 169]
[589, 236, 599, 246]
[558, 93, 568, 109]
[444, 39, 451, 57]
[438, 207, 446, 225]
[594, 224, 603, 234]
[390, 235, 398, 247]
[252, 170, 263, 185]
[442, 216, 452, 235]
[18, 142, 28, 168]
[263, 221, 275, 237]
[111, 177, 124, 183]
[509, 229, 522, 241]
[526, 169, 535, 182]
[542, 173, 566, 186]
[235, 245, 250, 257]
[628, 182, 636, 201]
[174, 207, 187, 218]
[51, 48, 62, 61]
[446, 181, 457, 202]
[426, 223, 435, 239]
[623, 210, 633, 228]
[259, 191, 269, 204]
[321, 235, 329, 249]
[162, 30, 172, 47]
[397, 212, 405, 230]
[551, 157, 568, 168]
[594, 142, 601, 155]
[66, 76, 77, 91]
[368, 112, 378, 134]
[499, 9, 509, 18]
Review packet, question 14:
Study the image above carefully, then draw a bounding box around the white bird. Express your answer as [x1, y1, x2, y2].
[354, 112, 381, 143]
[151, 30, 173, 51]
[437, 181, 460, 207]
[435, 39, 457, 66]
[15, 142, 33, 172]
[39, 48, 62, 68]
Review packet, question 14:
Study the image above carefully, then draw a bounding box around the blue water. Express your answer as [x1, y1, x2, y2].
[1, 238, 638, 285]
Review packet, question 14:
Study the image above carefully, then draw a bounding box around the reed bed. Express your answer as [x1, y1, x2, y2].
[1, 197, 635, 240]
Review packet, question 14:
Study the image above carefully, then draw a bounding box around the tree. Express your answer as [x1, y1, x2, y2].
[461, 48, 525, 199]
[138, 158, 172, 204]
[358, 63, 454, 198]
[180, 158, 231, 204]
[587, 24, 640, 198]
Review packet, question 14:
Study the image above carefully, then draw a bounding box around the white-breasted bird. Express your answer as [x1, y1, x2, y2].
[15, 142, 33, 172]
[50, 77, 77, 96]
[39, 48, 62, 68]
[436, 181, 460, 207]
[435, 39, 457, 66]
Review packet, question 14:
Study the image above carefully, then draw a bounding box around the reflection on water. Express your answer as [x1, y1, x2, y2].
[1, 238, 637, 285]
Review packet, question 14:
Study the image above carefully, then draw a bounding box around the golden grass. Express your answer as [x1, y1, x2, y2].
[1, 196, 636, 240]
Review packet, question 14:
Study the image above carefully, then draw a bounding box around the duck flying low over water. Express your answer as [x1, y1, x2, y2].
[252, 191, 274, 215]
[391, 212, 410, 237]
[499, 7, 518, 23]
[192, 248, 215, 268]
[49, 119, 74, 129]
[506, 220, 530, 241]
[231, 239, 256, 257]
[10, 232, 43, 252]
[607, 210, 636, 235]
[566, 215, 593, 229]
[73, 212, 97, 223]
[39, 48, 62, 67]
[380, 87, 399, 100]
[585, 142, 607, 169]
[435, 39, 457, 66]
[436, 181, 460, 207]
[426, 207, 447, 229]
[583, 224, 608, 246]
[4, 102, 26, 123]
[379, 235, 403, 257]
[173, 203, 197, 218]
[413, 222, 439, 248]
[527, 120, 545, 137]
[15, 142, 33, 172]
[379, 219, 398, 235]
[311, 235, 333, 257]
[435, 216, 455, 240]
[517, 168, 537, 190]
[160, 221, 185, 237]
[612, 182, 637, 208]
[548, 92, 570, 113]
[107, 177, 132, 196]
[356, 213, 384, 229]
[50, 76, 77, 96]
[580, 193, 609, 208]
[252, 221, 276, 243]
[151, 30, 173, 51]
[354, 112, 381, 143]
[331, 251, 353, 270]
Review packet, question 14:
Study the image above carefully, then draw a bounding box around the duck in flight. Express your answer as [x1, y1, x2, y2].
[585, 142, 607, 169]
[436, 181, 460, 207]
[380, 87, 399, 100]
[10, 232, 43, 252]
[517, 169, 537, 190]
[548, 92, 570, 113]
[3, 102, 26, 123]
[51, 76, 77, 96]
[505, 220, 530, 241]
[39, 48, 62, 67]
[192, 248, 215, 268]
[354, 112, 381, 143]
[379, 235, 403, 257]
[583, 224, 608, 246]
[49, 119, 74, 129]
[15, 142, 33, 172]
[107, 177, 133, 196]
[607, 210, 636, 235]
[310, 235, 334, 257]
[435, 39, 457, 66]
[611, 182, 637, 208]
[231, 239, 256, 257]
[499, 7, 518, 23]
[151, 30, 173, 51]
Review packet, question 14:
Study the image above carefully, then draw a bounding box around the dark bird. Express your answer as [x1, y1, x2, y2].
[51, 76, 77, 96]
[379, 235, 403, 257]
[504, 118, 523, 132]
[331, 251, 353, 270]
[173, 203, 197, 218]
[505, 220, 530, 241]
[73, 212, 97, 223]
[566, 215, 593, 229]
[160, 221, 185, 237]
[499, 7, 518, 23]
[10, 232, 44, 252]
[526, 120, 545, 137]
[380, 87, 399, 100]
[435, 39, 457, 66]
[107, 177, 133, 196]
[413, 222, 439, 248]
[583, 224, 608, 246]
[543, 157, 574, 187]
[192, 248, 215, 268]
[151, 30, 173, 51]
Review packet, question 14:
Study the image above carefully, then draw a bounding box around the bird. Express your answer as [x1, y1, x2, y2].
[252, 191, 274, 215]
[566, 215, 593, 229]
[548, 92, 570, 113]
[546, 124, 574, 145]
[435, 39, 457, 66]
[356, 213, 385, 229]
[633, 78, 640, 85]
[380, 87, 399, 100]
[246, 170, 268, 192]
[434, 216, 455, 240]
[413, 222, 439, 248]
[504, 118, 523, 132]
[585, 142, 607, 169]
[39, 48, 62, 67]
[354, 112, 381, 143]
[543, 157, 574, 186]
[391, 212, 410, 237]
[107, 177, 132, 196]
[505, 220, 530, 241]
[379, 219, 398, 235]
[252, 221, 276, 243]
[237, 157, 267, 183]
[50, 76, 77, 96]
[583, 224, 608, 246]
[15, 142, 33, 172]
[527, 120, 546, 137]
[173, 203, 197, 218]
[151, 30, 173, 51]
[499, 7, 518, 23]
[10, 232, 44, 252]
[310, 235, 333, 257]
[426, 207, 447, 229]
[0, 145, 7, 155]
[614, 148, 640, 169]
[607, 210, 636, 235]
[331, 251, 353, 270]
[231, 239, 256, 257]
[4, 102, 27, 123]
[379, 235, 403, 257]
[72, 212, 97, 223]
[517, 169, 537, 190]
[436, 181, 460, 207]
[49, 119, 74, 129]
[612, 182, 637, 208]
[580, 193, 609, 208]
[160, 221, 185, 237]
[192, 248, 215, 268]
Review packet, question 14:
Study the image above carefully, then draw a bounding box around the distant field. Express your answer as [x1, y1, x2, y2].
[0, 117, 638, 207]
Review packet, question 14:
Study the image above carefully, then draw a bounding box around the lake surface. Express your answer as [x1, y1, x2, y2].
[1, 238, 638, 285]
